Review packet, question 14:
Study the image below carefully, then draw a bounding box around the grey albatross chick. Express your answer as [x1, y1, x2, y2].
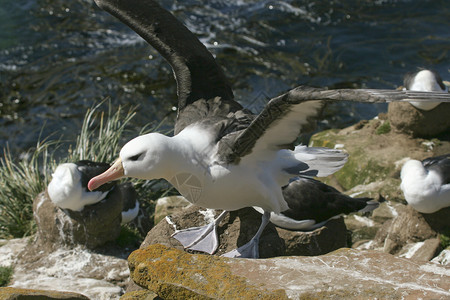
[400, 154, 450, 214]
[87, 0, 450, 258]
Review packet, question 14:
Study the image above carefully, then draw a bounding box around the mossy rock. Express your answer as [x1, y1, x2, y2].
[309, 119, 450, 200]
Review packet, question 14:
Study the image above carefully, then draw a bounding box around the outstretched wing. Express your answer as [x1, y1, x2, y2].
[94, 0, 234, 110]
[220, 86, 450, 163]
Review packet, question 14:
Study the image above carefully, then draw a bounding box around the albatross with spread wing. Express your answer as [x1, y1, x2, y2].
[87, 0, 450, 258]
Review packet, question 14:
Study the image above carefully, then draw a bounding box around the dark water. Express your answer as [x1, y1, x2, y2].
[1, 0, 449, 158]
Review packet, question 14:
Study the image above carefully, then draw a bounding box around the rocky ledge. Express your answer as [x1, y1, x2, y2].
[125, 244, 450, 299]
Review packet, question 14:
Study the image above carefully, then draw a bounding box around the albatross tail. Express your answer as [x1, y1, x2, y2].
[289, 145, 348, 177]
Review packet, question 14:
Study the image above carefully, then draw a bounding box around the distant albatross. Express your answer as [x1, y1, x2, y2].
[401, 154, 450, 214]
[87, 0, 450, 258]
[403, 69, 449, 111]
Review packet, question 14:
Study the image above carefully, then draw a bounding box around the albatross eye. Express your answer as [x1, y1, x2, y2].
[129, 154, 143, 161]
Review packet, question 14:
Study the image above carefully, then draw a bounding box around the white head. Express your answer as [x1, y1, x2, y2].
[48, 163, 82, 208]
[407, 70, 447, 92]
[88, 133, 173, 190]
[400, 159, 426, 181]
[405, 69, 448, 111]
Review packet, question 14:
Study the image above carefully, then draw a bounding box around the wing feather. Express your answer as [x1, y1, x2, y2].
[220, 86, 450, 163]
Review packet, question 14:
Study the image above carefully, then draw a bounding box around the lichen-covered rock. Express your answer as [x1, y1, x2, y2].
[388, 102, 450, 137]
[0, 287, 89, 299]
[120, 289, 159, 300]
[33, 189, 123, 250]
[142, 205, 348, 258]
[128, 244, 450, 299]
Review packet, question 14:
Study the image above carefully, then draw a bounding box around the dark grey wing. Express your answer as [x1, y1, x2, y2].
[174, 97, 247, 135]
[281, 177, 374, 223]
[94, 0, 234, 111]
[220, 86, 450, 163]
[422, 154, 450, 185]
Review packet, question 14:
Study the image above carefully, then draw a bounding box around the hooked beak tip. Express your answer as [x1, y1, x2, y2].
[87, 158, 124, 191]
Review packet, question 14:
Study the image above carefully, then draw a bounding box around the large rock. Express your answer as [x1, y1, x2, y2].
[388, 101, 450, 138]
[126, 244, 450, 299]
[142, 205, 348, 258]
[374, 205, 438, 254]
[7, 240, 130, 300]
[0, 287, 89, 300]
[153, 195, 191, 225]
[33, 189, 123, 250]
[310, 117, 450, 195]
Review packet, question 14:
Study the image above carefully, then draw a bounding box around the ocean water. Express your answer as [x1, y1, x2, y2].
[0, 0, 449, 158]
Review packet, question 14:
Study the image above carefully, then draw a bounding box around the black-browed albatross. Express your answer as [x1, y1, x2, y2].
[87, 0, 450, 258]
[400, 154, 450, 214]
[48, 160, 140, 224]
[403, 69, 449, 111]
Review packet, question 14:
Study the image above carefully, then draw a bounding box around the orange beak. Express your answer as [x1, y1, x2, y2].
[88, 158, 125, 191]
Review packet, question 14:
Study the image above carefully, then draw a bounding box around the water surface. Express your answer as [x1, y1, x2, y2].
[1, 0, 449, 157]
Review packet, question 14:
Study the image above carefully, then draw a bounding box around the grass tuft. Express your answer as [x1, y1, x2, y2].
[0, 266, 13, 287]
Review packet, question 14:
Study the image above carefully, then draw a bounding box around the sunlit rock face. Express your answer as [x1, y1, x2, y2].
[125, 244, 450, 299]
[33, 188, 123, 250]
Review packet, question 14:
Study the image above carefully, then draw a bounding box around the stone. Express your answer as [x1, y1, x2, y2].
[388, 101, 450, 138]
[432, 249, 450, 265]
[120, 290, 160, 300]
[8, 241, 130, 300]
[374, 205, 437, 254]
[0, 287, 89, 300]
[142, 205, 348, 258]
[398, 238, 441, 262]
[33, 188, 123, 250]
[128, 244, 450, 299]
[153, 195, 191, 225]
[309, 118, 450, 196]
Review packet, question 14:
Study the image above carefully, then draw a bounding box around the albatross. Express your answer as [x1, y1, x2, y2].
[403, 69, 449, 111]
[87, 0, 450, 258]
[401, 154, 450, 214]
[48, 160, 140, 224]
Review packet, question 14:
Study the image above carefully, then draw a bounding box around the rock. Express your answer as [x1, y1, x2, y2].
[33, 189, 123, 250]
[0, 287, 89, 299]
[0, 238, 29, 267]
[128, 244, 450, 299]
[370, 201, 402, 223]
[8, 241, 130, 300]
[309, 118, 450, 196]
[153, 195, 191, 225]
[120, 290, 159, 300]
[432, 249, 450, 265]
[374, 205, 437, 254]
[388, 102, 450, 138]
[142, 205, 348, 258]
[399, 238, 441, 262]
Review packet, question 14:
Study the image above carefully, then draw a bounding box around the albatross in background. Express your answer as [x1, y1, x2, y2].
[87, 0, 450, 258]
[401, 154, 450, 214]
[403, 69, 449, 111]
[48, 160, 140, 224]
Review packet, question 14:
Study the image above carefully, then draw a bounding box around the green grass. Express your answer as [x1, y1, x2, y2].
[375, 121, 391, 135]
[0, 100, 174, 240]
[0, 266, 13, 287]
